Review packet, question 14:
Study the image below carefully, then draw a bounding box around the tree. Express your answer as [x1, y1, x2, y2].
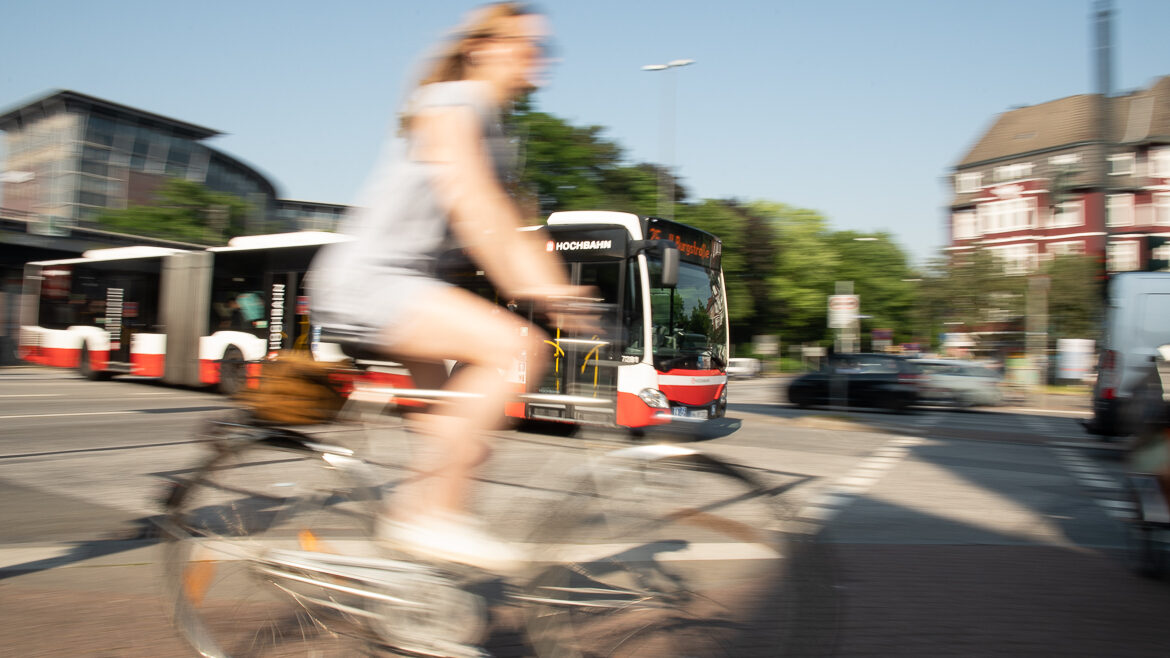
[919, 249, 1027, 351]
[1043, 254, 1103, 342]
[824, 231, 917, 347]
[508, 96, 686, 220]
[97, 178, 253, 245]
[750, 201, 839, 345]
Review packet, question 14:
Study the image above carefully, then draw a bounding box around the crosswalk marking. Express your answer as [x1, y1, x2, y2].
[799, 436, 922, 523]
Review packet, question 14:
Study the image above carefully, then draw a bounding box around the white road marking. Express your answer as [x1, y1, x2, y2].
[798, 436, 921, 522]
[0, 394, 65, 398]
[0, 411, 140, 420]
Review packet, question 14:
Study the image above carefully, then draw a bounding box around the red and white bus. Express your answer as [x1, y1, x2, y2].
[19, 211, 729, 428]
[19, 232, 347, 394]
[484, 211, 728, 427]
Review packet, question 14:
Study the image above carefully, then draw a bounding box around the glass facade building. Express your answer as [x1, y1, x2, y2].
[0, 90, 346, 235]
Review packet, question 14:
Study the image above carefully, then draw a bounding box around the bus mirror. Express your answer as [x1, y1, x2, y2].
[661, 245, 680, 288]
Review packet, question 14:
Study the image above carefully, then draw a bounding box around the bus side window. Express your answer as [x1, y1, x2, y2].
[624, 260, 644, 356]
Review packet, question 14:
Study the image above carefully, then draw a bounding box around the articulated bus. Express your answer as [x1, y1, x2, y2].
[19, 211, 728, 428]
[20, 232, 347, 394]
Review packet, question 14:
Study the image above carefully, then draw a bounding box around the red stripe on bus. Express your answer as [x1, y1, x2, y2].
[505, 401, 525, 419]
[659, 383, 722, 406]
[132, 352, 165, 377]
[199, 359, 219, 385]
[616, 391, 671, 428]
[34, 347, 82, 368]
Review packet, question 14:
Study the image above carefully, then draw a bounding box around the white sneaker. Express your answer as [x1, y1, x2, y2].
[378, 513, 524, 574]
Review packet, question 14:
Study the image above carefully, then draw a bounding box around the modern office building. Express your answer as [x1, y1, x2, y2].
[0, 89, 353, 364]
[948, 74, 1170, 273]
[0, 89, 350, 235]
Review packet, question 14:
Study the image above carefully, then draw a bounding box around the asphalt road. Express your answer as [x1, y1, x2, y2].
[1, 368, 1167, 656]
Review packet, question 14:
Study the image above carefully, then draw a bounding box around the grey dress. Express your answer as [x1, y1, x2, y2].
[308, 80, 515, 341]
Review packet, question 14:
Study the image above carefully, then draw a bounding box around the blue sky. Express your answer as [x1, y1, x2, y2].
[2, 0, 1168, 263]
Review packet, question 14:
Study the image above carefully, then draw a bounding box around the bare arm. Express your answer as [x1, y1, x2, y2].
[411, 104, 571, 299]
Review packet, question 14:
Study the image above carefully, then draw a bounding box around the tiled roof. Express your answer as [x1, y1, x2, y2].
[957, 75, 1170, 168]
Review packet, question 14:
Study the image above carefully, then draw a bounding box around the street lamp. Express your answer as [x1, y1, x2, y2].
[642, 59, 695, 219]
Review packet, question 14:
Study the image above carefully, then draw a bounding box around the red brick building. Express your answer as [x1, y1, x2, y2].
[949, 75, 1170, 273]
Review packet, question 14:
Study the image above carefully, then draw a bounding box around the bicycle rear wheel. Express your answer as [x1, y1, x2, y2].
[523, 446, 800, 657]
[163, 428, 382, 657]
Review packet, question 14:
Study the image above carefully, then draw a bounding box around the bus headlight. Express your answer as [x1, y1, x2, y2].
[638, 388, 670, 409]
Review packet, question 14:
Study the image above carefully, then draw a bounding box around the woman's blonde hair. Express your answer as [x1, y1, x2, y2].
[399, 2, 539, 133]
[419, 2, 539, 87]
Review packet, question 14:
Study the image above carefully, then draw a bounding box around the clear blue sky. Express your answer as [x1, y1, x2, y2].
[2, 0, 1168, 263]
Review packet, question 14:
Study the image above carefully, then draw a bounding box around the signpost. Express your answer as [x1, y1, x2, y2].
[828, 295, 859, 329]
[829, 285, 860, 353]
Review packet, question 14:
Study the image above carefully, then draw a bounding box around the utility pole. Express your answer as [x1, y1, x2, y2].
[1094, 0, 1114, 289]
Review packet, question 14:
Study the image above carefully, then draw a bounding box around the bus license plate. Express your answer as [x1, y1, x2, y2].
[672, 407, 708, 419]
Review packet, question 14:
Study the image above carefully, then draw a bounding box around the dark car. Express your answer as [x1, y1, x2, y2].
[786, 353, 922, 413]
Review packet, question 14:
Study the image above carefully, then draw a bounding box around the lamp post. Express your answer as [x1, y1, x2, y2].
[642, 59, 694, 219]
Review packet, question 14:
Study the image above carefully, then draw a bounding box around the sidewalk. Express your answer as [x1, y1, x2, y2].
[826, 543, 1170, 657]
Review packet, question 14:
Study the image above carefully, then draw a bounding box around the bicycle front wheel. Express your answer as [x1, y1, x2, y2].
[524, 445, 799, 657]
[162, 431, 381, 657]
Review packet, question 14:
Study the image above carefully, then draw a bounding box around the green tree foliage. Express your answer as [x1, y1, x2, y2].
[824, 231, 917, 346]
[96, 178, 252, 245]
[919, 250, 1027, 349]
[1043, 254, 1102, 342]
[508, 97, 684, 220]
[750, 202, 840, 345]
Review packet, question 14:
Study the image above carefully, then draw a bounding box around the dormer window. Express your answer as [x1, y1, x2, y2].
[993, 163, 1033, 182]
[1109, 153, 1135, 176]
[956, 172, 982, 193]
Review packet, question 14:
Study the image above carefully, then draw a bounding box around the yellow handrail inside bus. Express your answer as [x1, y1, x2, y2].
[580, 336, 602, 396]
[544, 329, 563, 392]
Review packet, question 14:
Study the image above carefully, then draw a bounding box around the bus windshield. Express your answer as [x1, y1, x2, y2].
[648, 257, 727, 372]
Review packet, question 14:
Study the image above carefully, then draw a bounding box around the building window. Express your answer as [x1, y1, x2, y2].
[952, 210, 977, 240]
[1109, 153, 1136, 176]
[1155, 193, 1170, 226]
[956, 172, 982, 193]
[1107, 240, 1141, 272]
[977, 197, 1037, 234]
[1152, 148, 1170, 178]
[1107, 194, 1135, 227]
[79, 145, 110, 177]
[84, 115, 117, 148]
[992, 163, 1034, 182]
[1049, 153, 1081, 166]
[1048, 200, 1083, 229]
[1154, 243, 1170, 271]
[987, 243, 1038, 275]
[1047, 240, 1085, 256]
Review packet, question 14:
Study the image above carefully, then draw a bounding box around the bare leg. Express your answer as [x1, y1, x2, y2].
[381, 286, 548, 518]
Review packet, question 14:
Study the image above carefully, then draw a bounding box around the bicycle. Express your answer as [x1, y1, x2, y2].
[160, 320, 804, 657]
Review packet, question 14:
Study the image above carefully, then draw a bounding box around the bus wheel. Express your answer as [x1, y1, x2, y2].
[78, 343, 111, 381]
[218, 347, 246, 396]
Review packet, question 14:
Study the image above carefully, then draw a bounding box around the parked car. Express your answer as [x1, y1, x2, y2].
[1087, 272, 1170, 437]
[727, 357, 763, 379]
[786, 353, 921, 413]
[912, 359, 1003, 407]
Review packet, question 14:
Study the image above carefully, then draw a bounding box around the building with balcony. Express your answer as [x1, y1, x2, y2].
[949, 75, 1170, 273]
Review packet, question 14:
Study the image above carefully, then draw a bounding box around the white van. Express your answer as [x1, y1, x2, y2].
[1087, 271, 1170, 437]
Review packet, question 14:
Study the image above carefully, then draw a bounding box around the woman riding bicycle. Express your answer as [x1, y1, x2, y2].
[308, 2, 588, 571]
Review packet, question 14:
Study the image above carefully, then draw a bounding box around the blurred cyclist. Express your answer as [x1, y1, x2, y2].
[308, 2, 588, 571]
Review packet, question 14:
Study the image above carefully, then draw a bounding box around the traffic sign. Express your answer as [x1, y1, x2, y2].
[828, 294, 859, 328]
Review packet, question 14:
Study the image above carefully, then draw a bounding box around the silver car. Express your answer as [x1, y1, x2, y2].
[912, 359, 1004, 407]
